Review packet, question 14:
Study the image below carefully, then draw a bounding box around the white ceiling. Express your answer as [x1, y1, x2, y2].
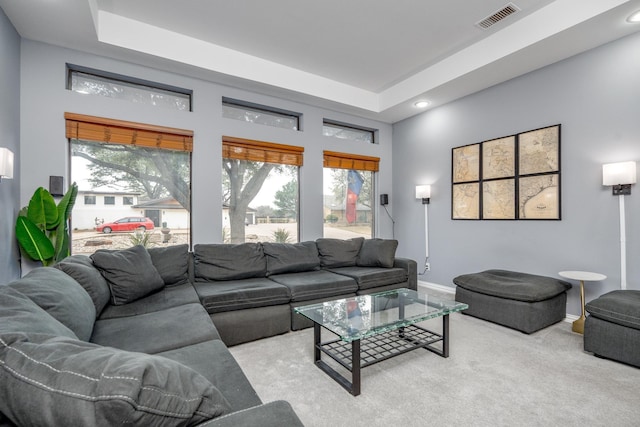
[2, 0, 640, 123]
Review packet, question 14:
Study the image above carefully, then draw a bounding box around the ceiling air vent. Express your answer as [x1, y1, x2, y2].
[476, 3, 520, 29]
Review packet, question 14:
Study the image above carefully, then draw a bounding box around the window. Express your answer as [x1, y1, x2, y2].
[322, 120, 375, 144]
[68, 65, 192, 111]
[104, 196, 115, 205]
[67, 113, 192, 254]
[123, 196, 134, 205]
[323, 151, 379, 238]
[222, 98, 301, 131]
[84, 195, 96, 205]
[222, 137, 303, 244]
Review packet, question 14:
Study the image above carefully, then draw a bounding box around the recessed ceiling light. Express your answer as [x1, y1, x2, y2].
[414, 101, 430, 108]
[627, 10, 640, 23]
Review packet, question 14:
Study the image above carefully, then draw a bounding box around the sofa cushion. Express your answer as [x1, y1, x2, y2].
[8, 268, 95, 341]
[316, 237, 364, 268]
[194, 243, 266, 281]
[357, 239, 398, 268]
[148, 244, 190, 286]
[0, 334, 230, 426]
[158, 339, 263, 411]
[263, 242, 320, 276]
[329, 266, 408, 290]
[269, 270, 358, 302]
[453, 269, 572, 302]
[0, 286, 77, 339]
[98, 282, 200, 320]
[91, 245, 165, 305]
[194, 278, 291, 314]
[91, 303, 219, 354]
[586, 290, 640, 330]
[54, 255, 111, 316]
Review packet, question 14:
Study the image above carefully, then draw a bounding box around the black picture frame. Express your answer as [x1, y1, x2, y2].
[451, 124, 561, 220]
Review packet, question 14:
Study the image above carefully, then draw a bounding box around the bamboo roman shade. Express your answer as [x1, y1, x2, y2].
[65, 113, 193, 152]
[222, 136, 303, 166]
[323, 151, 379, 172]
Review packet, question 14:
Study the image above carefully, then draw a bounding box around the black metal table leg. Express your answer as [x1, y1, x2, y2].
[313, 323, 361, 396]
[442, 314, 450, 358]
[351, 339, 361, 396]
[314, 323, 321, 362]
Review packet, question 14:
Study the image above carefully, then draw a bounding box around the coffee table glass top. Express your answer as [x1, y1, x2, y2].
[294, 288, 468, 342]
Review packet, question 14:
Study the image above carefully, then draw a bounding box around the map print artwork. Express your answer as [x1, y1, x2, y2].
[519, 175, 559, 219]
[452, 183, 480, 219]
[451, 124, 560, 220]
[452, 144, 480, 183]
[518, 126, 559, 175]
[483, 136, 515, 180]
[483, 179, 515, 219]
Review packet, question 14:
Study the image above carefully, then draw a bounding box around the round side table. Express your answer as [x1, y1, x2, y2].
[559, 271, 606, 334]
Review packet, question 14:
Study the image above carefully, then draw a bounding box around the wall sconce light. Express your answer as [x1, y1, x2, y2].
[415, 185, 431, 204]
[603, 161, 636, 195]
[602, 161, 636, 290]
[0, 147, 14, 182]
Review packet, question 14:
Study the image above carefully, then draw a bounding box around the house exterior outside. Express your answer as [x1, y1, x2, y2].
[73, 191, 142, 230]
[73, 192, 189, 230]
[133, 197, 189, 229]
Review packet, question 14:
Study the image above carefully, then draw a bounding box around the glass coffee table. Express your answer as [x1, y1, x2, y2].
[294, 288, 468, 396]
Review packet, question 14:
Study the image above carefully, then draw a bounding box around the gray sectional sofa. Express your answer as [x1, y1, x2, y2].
[0, 244, 302, 426]
[192, 238, 417, 346]
[0, 237, 415, 425]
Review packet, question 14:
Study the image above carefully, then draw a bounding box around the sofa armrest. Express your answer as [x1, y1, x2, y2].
[195, 401, 304, 427]
[394, 257, 418, 291]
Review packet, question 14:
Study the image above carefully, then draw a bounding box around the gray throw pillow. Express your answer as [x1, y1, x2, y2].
[194, 243, 266, 281]
[8, 268, 96, 341]
[148, 244, 190, 286]
[263, 242, 320, 275]
[54, 255, 111, 316]
[91, 245, 165, 305]
[357, 239, 398, 268]
[0, 286, 78, 339]
[0, 334, 231, 426]
[316, 237, 364, 268]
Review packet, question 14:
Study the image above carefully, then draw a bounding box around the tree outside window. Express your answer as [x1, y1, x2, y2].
[67, 113, 192, 254]
[322, 150, 378, 239]
[222, 137, 302, 244]
[323, 168, 373, 238]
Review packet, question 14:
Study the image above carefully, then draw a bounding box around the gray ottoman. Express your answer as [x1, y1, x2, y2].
[584, 290, 640, 368]
[453, 270, 572, 334]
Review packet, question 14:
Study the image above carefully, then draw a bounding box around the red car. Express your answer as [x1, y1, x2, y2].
[96, 217, 155, 234]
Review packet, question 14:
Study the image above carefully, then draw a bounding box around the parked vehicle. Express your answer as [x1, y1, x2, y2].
[96, 217, 155, 234]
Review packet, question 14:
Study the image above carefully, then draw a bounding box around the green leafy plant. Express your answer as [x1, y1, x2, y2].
[129, 230, 156, 248]
[272, 228, 292, 243]
[325, 214, 338, 223]
[15, 183, 78, 266]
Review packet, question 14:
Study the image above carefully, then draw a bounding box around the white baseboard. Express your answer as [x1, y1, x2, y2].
[418, 280, 455, 295]
[418, 280, 580, 324]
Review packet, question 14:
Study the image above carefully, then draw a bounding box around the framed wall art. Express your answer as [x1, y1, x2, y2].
[452, 182, 480, 219]
[452, 143, 480, 183]
[451, 124, 561, 220]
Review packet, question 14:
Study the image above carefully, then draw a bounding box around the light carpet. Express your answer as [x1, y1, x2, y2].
[229, 313, 640, 427]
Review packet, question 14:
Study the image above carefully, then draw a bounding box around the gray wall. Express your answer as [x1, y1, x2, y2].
[0, 8, 20, 283]
[15, 40, 393, 253]
[392, 32, 640, 316]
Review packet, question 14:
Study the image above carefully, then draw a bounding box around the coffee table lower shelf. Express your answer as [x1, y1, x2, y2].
[313, 316, 449, 396]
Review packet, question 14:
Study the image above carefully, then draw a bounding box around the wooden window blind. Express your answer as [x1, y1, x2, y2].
[222, 136, 303, 166]
[65, 112, 193, 152]
[323, 150, 379, 171]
